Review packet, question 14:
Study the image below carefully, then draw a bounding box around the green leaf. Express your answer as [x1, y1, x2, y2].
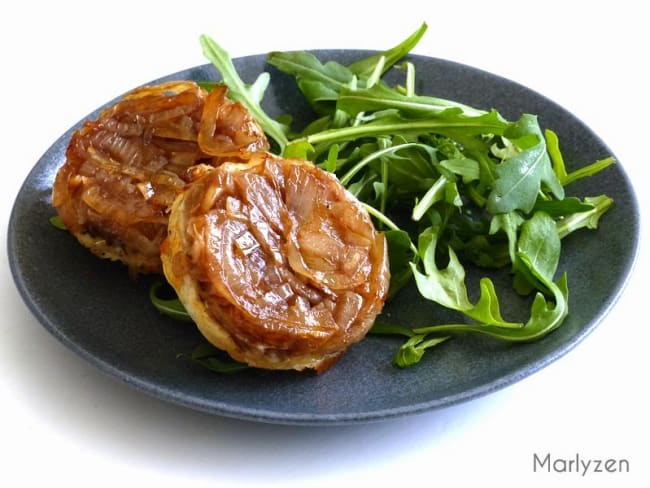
[338, 82, 485, 118]
[545, 128, 568, 182]
[366, 138, 439, 192]
[267, 50, 355, 115]
[487, 115, 564, 214]
[439, 158, 480, 183]
[516, 211, 561, 285]
[518, 271, 569, 341]
[545, 128, 616, 185]
[149, 281, 193, 322]
[510, 211, 561, 295]
[300, 110, 509, 148]
[556, 195, 614, 238]
[267, 51, 355, 90]
[49, 215, 67, 230]
[200, 34, 289, 152]
[348, 22, 428, 79]
[346, 172, 378, 200]
[410, 212, 521, 328]
[394, 334, 450, 368]
[339, 141, 436, 186]
[410, 239, 568, 344]
[444, 179, 463, 207]
[411, 175, 452, 221]
[563, 156, 616, 185]
[472, 277, 523, 329]
[384, 229, 416, 299]
[299, 114, 337, 136]
[489, 211, 524, 264]
[322, 143, 340, 172]
[411, 219, 473, 311]
[450, 234, 511, 269]
[412, 273, 568, 343]
[532, 197, 594, 218]
[283, 140, 315, 160]
[179, 341, 249, 374]
[297, 79, 346, 115]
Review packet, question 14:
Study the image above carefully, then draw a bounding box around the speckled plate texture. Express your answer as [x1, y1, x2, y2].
[7, 51, 640, 425]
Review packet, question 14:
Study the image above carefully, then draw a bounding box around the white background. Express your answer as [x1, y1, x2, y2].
[1, 1, 647, 486]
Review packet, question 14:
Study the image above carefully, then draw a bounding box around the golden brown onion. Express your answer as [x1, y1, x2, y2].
[52, 81, 269, 274]
[198, 85, 269, 156]
[161, 152, 390, 371]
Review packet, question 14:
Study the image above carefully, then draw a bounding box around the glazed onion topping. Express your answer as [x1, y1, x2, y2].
[52, 81, 268, 274]
[162, 153, 390, 371]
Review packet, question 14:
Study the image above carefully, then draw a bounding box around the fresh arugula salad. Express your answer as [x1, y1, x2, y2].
[151, 22, 614, 370]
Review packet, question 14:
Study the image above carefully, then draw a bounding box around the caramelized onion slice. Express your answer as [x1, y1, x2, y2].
[52, 81, 268, 275]
[198, 84, 269, 157]
[161, 153, 390, 371]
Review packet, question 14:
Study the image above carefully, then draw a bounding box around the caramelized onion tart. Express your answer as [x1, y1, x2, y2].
[52, 81, 268, 274]
[161, 153, 390, 371]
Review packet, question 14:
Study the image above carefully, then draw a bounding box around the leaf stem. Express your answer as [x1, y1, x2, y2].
[411, 175, 448, 221]
[366, 56, 386, 88]
[556, 195, 614, 238]
[339, 142, 422, 186]
[303, 118, 507, 147]
[563, 157, 616, 186]
[361, 203, 418, 256]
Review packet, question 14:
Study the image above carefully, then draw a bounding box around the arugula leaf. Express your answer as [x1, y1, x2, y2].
[178, 341, 249, 374]
[546, 128, 616, 185]
[519, 212, 561, 283]
[298, 109, 510, 149]
[348, 22, 428, 78]
[411, 274, 568, 344]
[200, 34, 289, 151]
[394, 334, 450, 368]
[487, 114, 565, 214]
[338, 83, 485, 118]
[267, 51, 355, 93]
[439, 158, 480, 183]
[410, 212, 522, 328]
[339, 141, 435, 186]
[266, 51, 356, 116]
[149, 283, 248, 373]
[411, 174, 448, 219]
[49, 215, 67, 230]
[402, 211, 568, 365]
[385, 263, 565, 366]
[268, 21, 429, 114]
[532, 197, 594, 218]
[384, 229, 416, 300]
[149, 281, 193, 322]
[512, 211, 561, 295]
[489, 211, 524, 265]
[556, 195, 614, 238]
[283, 140, 316, 160]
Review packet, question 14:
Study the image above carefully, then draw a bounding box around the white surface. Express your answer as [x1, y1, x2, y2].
[1, 1, 647, 486]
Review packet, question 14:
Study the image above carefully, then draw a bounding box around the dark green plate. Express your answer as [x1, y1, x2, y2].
[7, 51, 639, 425]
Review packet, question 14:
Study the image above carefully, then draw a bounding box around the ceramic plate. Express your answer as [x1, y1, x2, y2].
[7, 51, 639, 425]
